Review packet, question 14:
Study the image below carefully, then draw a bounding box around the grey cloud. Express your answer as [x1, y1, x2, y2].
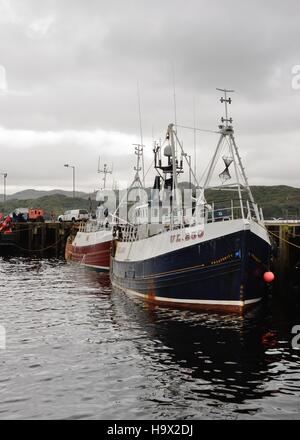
[0, 0, 300, 193]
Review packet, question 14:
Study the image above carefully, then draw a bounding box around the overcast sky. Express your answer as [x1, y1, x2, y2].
[0, 0, 300, 194]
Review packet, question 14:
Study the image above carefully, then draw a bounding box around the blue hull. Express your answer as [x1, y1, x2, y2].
[111, 230, 271, 312]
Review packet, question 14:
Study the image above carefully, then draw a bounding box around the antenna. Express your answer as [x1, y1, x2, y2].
[172, 64, 178, 128]
[216, 88, 235, 126]
[132, 143, 145, 186]
[193, 97, 197, 186]
[137, 81, 145, 185]
[98, 157, 112, 189]
[172, 64, 178, 156]
[137, 81, 143, 147]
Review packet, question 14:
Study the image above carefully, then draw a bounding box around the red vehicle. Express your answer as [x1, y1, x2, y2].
[28, 208, 45, 222]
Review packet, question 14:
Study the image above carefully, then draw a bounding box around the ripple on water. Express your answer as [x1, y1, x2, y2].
[0, 257, 300, 419]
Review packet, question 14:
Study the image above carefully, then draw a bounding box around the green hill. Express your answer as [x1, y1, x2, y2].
[251, 185, 300, 218]
[0, 185, 300, 219]
[205, 185, 300, 219]
[0, 194, 97, 218]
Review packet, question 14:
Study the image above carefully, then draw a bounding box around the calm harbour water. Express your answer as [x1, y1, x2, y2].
[0, 257, 300, 420]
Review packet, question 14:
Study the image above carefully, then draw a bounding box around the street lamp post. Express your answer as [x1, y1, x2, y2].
[64, 164, 75, 198]
[1, 172, 7, 213]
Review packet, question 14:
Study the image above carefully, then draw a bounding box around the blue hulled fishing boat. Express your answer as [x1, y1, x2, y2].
[111, 90, 272, 313]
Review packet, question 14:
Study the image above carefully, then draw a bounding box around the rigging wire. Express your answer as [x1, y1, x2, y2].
[136, 80, 145, 185]
[198, 156, 214, 187]
[175, 124, 219, 134]
[224, 136, 243, 183]
[193, 98, 197, 186]
[144, 159, 155, 179]
[173, 130, 200, 187]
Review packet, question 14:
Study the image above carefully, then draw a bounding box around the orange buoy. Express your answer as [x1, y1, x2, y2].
[263, 271, 275, 283]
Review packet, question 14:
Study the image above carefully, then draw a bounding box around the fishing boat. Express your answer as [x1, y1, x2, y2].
[65, 164, 114, 272]
[111, 89, 272, 313]
[66, 220, 112, 271]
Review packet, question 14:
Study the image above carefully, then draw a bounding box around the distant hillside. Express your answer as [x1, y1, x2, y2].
[0, 194, 97, 217]
[206, 185, 300, 219]
[0, 189, 96, 201]
[0, 185, 300, 219]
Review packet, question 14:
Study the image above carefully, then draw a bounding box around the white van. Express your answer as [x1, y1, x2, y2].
[58, 209, 89, 222]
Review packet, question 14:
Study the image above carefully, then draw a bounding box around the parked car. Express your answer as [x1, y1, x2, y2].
[58, 209, 89, 222]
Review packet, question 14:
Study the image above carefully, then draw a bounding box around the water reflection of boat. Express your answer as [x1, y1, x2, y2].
[288, 260, 300, 299]
[144, 308, 271, 403]
[0, 230, 17, 255]
[89, 283, 278, 409]
[138, 305, 273, 404]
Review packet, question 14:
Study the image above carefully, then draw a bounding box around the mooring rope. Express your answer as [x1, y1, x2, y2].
[8, 235, 66, 253]
[268, 229, 300, 250]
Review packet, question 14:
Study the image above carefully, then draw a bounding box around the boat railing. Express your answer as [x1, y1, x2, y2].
[78, 220, 108, 233]
[113, 224, 138, 242]
[113, 198, 265, 242]
[204, 199, 262, 224]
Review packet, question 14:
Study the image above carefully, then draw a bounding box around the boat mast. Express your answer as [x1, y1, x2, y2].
[136, 81, 145, 186]
[111, 143, 145, 225]
[98, 158, 113, 190]
[132, 143, 144, 188]
[168, 123, 178, 192]
[202, 89, 260, 221]
[218, 88, 245, 218]
[193, 97, 197, 186]
[218, 88, 259, 220]
[153, 124, 184, 228]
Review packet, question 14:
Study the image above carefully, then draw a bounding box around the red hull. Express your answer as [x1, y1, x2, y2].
[69, 240, 112, 271]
